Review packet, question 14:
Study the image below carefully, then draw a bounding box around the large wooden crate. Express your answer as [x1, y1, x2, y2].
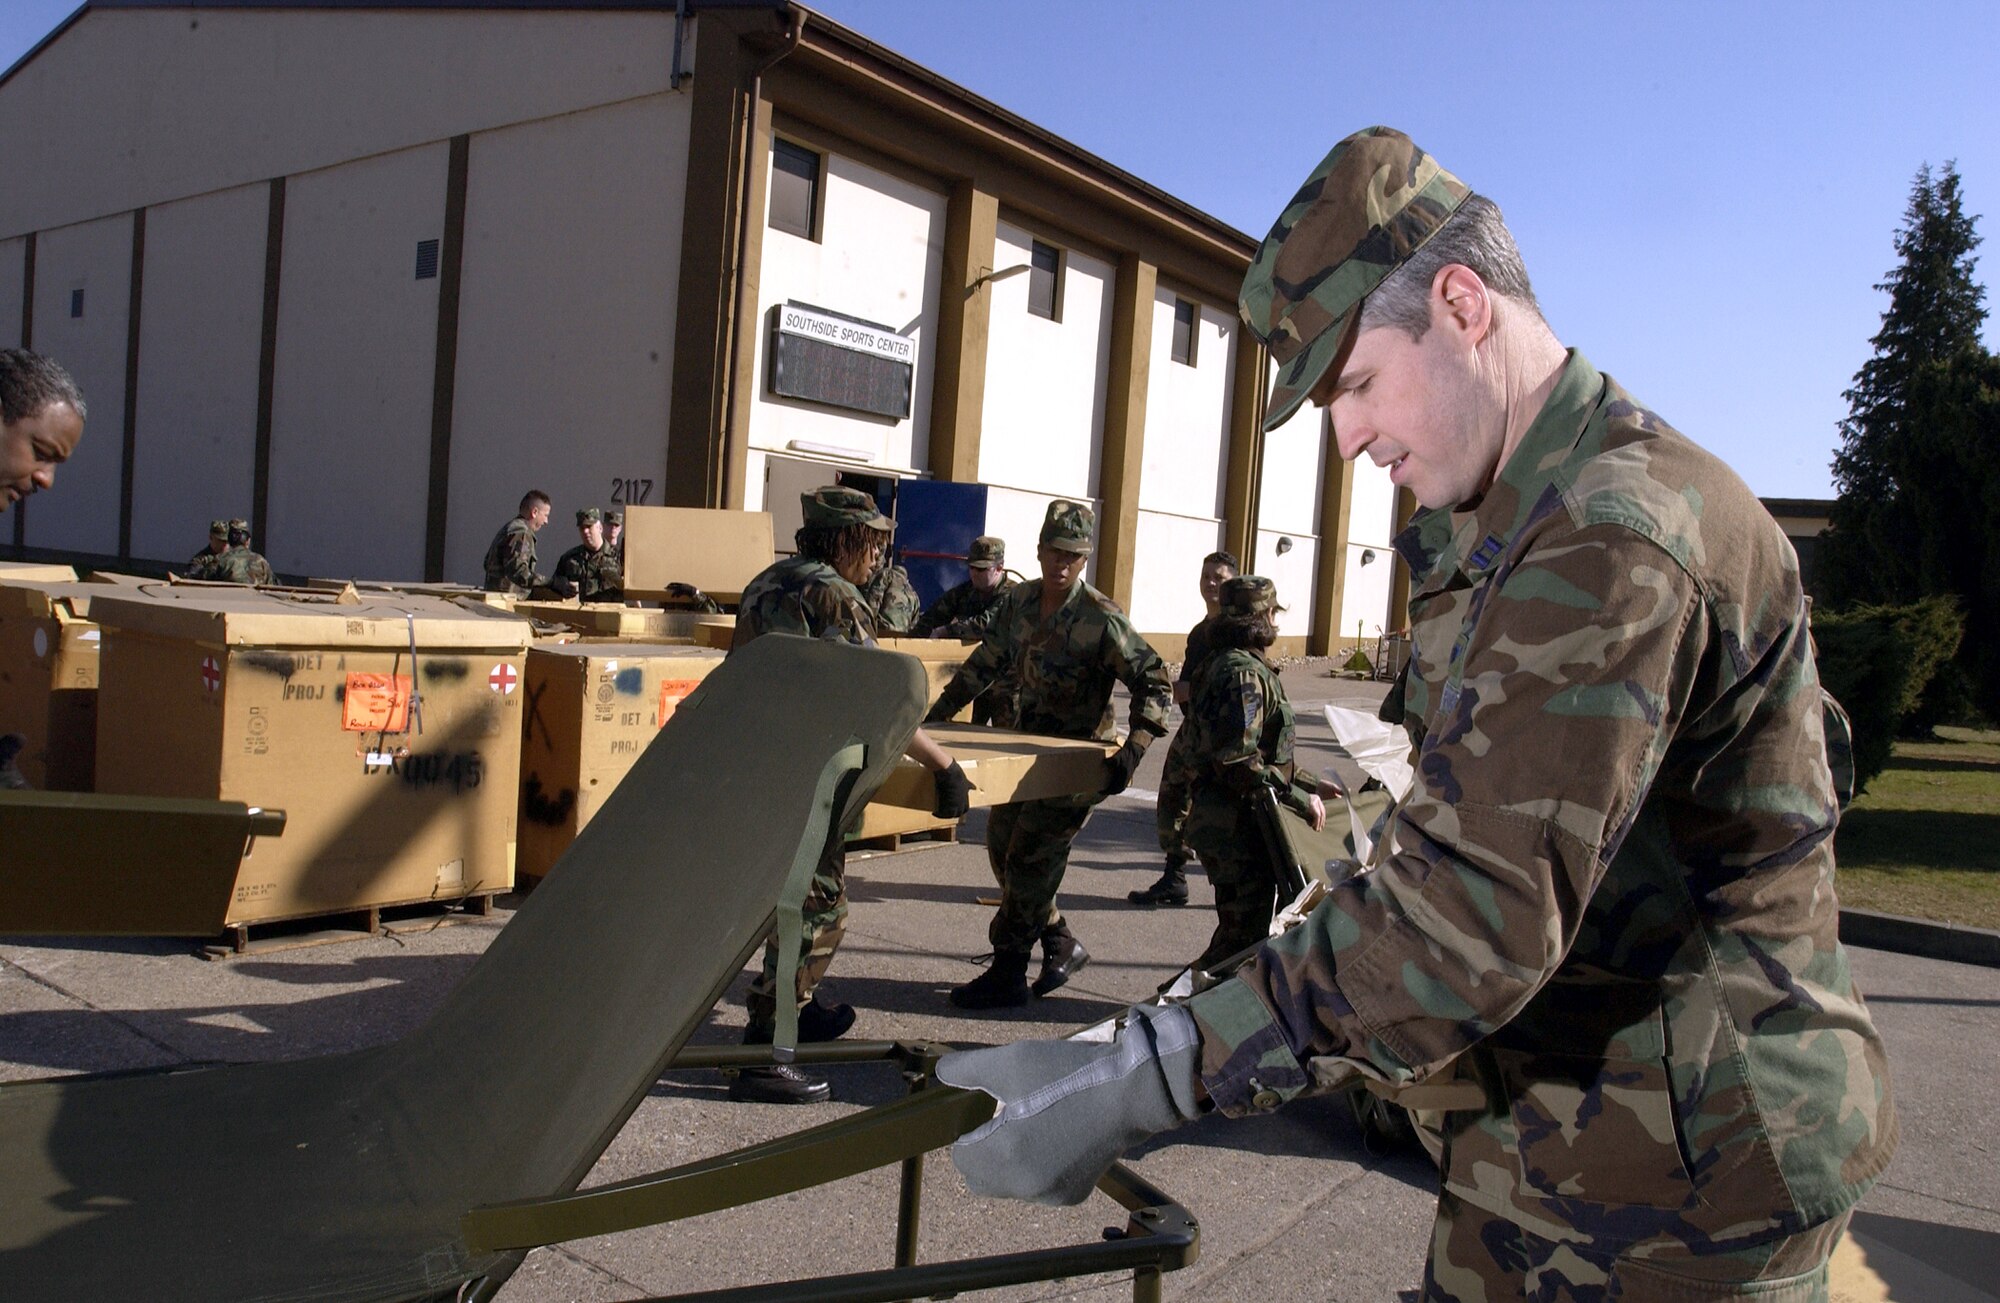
[92, 588, 534, 927]
[516, 642, 725, 882]
[0, 580, 105, 790]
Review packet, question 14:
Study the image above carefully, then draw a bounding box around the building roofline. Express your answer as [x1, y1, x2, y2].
[3, 0, 1254, 262]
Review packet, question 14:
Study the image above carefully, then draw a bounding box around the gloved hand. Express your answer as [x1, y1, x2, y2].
[1101, 742, 1145, 796]
[936, 1003, 1203, 1206]
[932, 760, 973, 819]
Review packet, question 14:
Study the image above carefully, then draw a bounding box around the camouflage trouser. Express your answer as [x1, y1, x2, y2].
[1182, 794, 1277, 969]
[1422, 1189, 1849, 1302]
[985, 798, 1094, 955]
[1154, 726, 1197, 860]
[745, 842, 847, 1034]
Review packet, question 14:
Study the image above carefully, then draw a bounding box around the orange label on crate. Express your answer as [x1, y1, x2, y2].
[342, 673, 413, 732]
[657, 679, 703, 727]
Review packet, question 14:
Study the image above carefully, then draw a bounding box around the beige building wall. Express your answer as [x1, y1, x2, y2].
[0, 237, 23, 347]
[0, 8, 687, 239]
[265, 144, 447, 580]
[1256, 398, 1330, 642]
[445, 94, 693, 582]
[1338, 456, 1399, 640]
[24, 213, 131, 556]
[128, 183, 269, 563]
[743, 147, 946, 504]
[978, 221, 1113, 502]
[1128, 293, 1235, 635]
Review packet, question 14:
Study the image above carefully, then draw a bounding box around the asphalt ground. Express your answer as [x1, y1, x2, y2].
[3, 665, 1995, 1301]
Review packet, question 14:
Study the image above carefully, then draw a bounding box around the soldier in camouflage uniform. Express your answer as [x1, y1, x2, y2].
[208, 519, 275, 585]
[1177, 576, 1342, 971]
[935, 127, 1894, 1301]
[727, 486, 970, 1105]
[912, 535, 1018, 726]
[548, 507, 623, 602]
[859, 554, 921, 635]
[926, 501, 1172, 1009]
[185, 519, 229, 578]
[482, 489, 550, 595]
[603, 508, 623, 570]
[1131, 549, 1239, 907]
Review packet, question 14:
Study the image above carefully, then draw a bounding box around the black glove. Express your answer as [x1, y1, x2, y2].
[1101, 743, 1144, 797]
[932, 760, 973, 819]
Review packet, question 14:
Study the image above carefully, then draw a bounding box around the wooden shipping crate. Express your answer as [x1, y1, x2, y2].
[513, 601, 701, 642]
[91, 588, 534, 927]
[0, 580, 106, 790]
[516, 642, 725, 882]
[870, 723, 1117, 810]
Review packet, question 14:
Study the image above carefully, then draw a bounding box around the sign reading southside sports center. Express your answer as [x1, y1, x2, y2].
[767, 301, 917, 420]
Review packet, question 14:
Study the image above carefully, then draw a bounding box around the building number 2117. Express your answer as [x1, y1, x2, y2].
[609, 478, 654, 505]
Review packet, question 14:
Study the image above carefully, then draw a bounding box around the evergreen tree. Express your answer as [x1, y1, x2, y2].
[1820, 162, 2000, 720]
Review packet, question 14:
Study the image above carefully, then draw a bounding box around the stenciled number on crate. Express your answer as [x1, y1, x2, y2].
[608, 477, 654, 506]
[394, 749, 485, 795]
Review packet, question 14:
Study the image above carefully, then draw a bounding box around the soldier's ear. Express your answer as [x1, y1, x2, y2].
[1431, 265, 1491, 349]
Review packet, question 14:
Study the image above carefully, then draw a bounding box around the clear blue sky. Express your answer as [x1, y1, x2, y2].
[7, 0, 1996, 499]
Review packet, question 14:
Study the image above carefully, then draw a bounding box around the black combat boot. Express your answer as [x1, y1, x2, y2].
[949, 949, 1032, 1009]
[730, 1022, 832, 1104]
[1127, 856, 1189, 907]
[796, 997, 856, 1043]
[1033, 930, 1091, 997]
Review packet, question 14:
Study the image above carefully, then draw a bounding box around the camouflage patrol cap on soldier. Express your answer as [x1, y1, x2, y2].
[1240, 126, 1471, 432]
[209, 519, 228, 538]
[227, 518, 250, 540]
[1039, 501, 1094, 555]
[576, 507, 602, 527]
[967, 536, 1005, 569]
[801, 485, 894, 532]
[1218, 575, 1278, 617]
[603, 508, 623, 526]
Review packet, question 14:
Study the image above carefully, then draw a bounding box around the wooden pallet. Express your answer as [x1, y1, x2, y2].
[201, 893, 498, 959]
[847, 823, 959, 855]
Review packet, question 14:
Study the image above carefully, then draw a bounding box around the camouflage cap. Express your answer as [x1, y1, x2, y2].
[603, 508, 623, 526]
[209, 519, 229, 537]
[1039, 500, 1095, 554]
[576, 506, 602, 527]
[1240, 126, 1471, 432]
[1218, 575, 1278, 617]
[227, 518, 250, 534]
[801, 485, 894, 532]
[967, 535, 1005, 569]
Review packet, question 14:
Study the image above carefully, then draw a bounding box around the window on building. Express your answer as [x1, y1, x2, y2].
[69, 288, 84, 319]
[1171, 297, 1199, 366]
[414, 239, 440, 281]
[1027, 240, 1063, 320]
[769, 138, 821, 240]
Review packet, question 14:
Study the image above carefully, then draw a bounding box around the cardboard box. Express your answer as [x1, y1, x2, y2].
[851, 801, 954, 843]
[513, 601, 702, 642]
[91, 588, 535, 927]
[0, 580, 104, 790]
[515, 642, 726, 882]
[0, 562, 78, 582]
[619, 506, 773, 601]
[871, 723, 1116, 810]
[692, 616, 737, 649]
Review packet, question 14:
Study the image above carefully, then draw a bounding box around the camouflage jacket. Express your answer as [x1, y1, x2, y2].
[1187, 352, 1895, 1245]
[482, 518, 542, 595]
[730, 556, 876, 652]
[185, 548, 226, 579]
[911, 577, 1015, 640]
[926, 579, 1170, 748]
[1181, 647, 1317, 818]
[1175, 617, 1217, 689]
[208, 548, 274, 585]
[859, 563, 921, 636]
[550, 543, 622, 602]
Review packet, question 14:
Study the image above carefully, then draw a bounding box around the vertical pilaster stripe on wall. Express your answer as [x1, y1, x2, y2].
[117, 207, 146, 559]
[252, 177, 285, 549]
[15, 234, 35, 549]
[425, 134, 470, 582]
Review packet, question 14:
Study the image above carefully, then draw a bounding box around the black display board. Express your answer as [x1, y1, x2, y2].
[766, 302, 915, 420]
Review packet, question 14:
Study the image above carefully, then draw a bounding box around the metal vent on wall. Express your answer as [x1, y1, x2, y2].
[414, 239, 440, 280]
